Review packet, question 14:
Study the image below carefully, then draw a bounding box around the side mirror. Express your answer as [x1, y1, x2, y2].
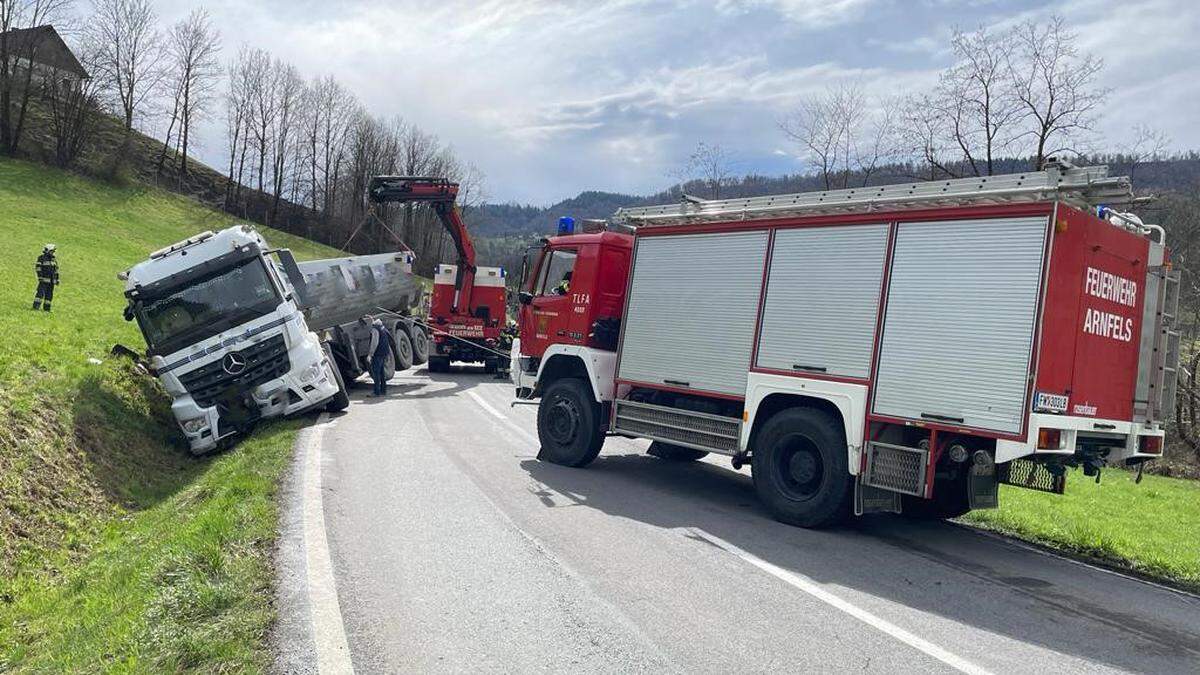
[123, 305, 135, 322]
[518, 291, 534, 305]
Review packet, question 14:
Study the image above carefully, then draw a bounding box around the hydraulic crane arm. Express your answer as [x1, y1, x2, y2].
[368, 176, 477, 315]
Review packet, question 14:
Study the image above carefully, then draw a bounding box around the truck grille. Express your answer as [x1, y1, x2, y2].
[613, 399, 741, 454]
[177, 335, 290, 409]
[862, 441, 929, 496]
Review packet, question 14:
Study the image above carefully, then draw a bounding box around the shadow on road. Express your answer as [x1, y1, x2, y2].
[519, 452, 1200, 672]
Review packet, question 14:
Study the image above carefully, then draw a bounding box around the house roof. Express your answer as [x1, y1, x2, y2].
[1, 25, 88, 79]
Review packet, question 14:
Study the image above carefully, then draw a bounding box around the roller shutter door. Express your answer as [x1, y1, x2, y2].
[872, 217, 1048, 434]
[618, 231, 768, 397]
[756, 224, 889, 379]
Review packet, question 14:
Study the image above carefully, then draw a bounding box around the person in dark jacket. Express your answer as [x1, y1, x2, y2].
[32, 244, 59, 312]
[367, 317, 391, 396]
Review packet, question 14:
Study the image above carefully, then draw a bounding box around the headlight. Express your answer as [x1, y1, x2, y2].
[181, 417, 207, 433]
[299, 363, 321, 383]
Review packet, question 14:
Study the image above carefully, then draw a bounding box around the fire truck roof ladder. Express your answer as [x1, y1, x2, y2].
[612, 157, 1137, 228]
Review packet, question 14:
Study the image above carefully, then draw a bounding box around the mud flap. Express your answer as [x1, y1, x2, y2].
[968, 459, 999, 510]
[855, 477, 902, 516]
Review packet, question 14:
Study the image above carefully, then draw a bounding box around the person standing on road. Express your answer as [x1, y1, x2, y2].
[32, 244, 60, 312]
[367, 317, 391, 397]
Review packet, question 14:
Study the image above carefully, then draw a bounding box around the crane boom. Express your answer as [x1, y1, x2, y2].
[368, 176, 477, 314]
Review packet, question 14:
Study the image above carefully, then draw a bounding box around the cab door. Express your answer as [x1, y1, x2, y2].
[519, 247, 579, 358]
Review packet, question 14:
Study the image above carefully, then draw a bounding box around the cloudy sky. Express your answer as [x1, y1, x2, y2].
[145, 0, 1198, 204]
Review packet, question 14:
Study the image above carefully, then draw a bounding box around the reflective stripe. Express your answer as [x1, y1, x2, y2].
[159, 313, 295, 374]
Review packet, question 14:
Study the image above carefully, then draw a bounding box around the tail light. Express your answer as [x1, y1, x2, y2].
[1139, 436, 1163, 455]
[1037, 428, 1063, 450]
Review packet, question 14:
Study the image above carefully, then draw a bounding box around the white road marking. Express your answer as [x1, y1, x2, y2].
[685, 528, 993, 675]
[301, 414, 355, 674]
[467, 389, 540, 446]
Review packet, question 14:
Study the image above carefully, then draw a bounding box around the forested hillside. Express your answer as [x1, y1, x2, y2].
[468, 154, 1200, 240]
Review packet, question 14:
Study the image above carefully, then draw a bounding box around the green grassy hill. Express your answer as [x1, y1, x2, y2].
[0, 157, 340, 672]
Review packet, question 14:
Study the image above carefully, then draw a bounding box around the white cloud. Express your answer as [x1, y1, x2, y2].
[133, 0, 1199, 203]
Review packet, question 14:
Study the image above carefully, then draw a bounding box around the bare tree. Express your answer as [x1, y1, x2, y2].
[899, 93, 958, 179]
[46, 34, 100, 167]
[1010, 15, 1106, 169]
[165, 8, 220, 179]
[781, 83, 899, 189]
[223, 45, 253, 209]
[1122, 124, 1171, 183]
[90, 0, 162, 132]
[268, 59, 302, 221]
[935, 26, 1021, 176]
[683, 141, 734, 198]
[244, 47, 273, 194]
[0, 0, 75, 154]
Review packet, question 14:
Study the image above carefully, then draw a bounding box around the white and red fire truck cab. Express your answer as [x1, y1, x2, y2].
[512, 160, 1179, 527]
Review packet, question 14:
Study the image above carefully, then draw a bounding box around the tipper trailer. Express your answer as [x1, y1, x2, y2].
[511, 159, 1180, 526]
[122, 224, 426, 454]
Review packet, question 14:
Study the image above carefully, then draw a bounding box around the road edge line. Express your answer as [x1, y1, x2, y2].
[301, 413, 355, 674]
[685, 527, 993, 675]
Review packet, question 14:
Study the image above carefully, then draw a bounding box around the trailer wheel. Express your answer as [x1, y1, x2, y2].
[751, 407, 851, 528]
[410, 327, 429, 365]
[324, 346, 350, 413]
[537, 377, 604, 468]
[392, 329, 414, 371]
[647, 442, 708, 462]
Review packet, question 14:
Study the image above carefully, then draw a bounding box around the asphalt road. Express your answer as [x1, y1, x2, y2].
[274, 367, 1200, 674]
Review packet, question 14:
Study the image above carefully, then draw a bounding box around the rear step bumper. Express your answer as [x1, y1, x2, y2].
[996, 412, 1165, 464]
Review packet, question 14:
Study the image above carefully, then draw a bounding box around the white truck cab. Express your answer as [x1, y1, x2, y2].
[123, 226, 344, 453]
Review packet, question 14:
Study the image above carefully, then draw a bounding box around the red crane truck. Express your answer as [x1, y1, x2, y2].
[368, 176, 508, 373]
[510, 158, 1180, 527]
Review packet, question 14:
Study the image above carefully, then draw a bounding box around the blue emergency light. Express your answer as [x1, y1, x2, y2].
[557, 216, 576, 235]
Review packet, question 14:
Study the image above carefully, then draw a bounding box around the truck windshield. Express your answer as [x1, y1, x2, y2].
[137, 258, 280, 355]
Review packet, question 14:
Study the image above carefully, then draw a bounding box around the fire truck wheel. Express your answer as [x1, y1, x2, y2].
[484, 357, 498, 374]
[324, 348, 350, 413]
[392, 329, 414, 371]
[751, 407, 851, 528]
[410, 327, 429, 365]
[647, 442, 708, 462]
[537, 378, 604, 468]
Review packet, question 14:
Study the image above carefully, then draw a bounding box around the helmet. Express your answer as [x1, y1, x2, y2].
[43, 244, 57, 253]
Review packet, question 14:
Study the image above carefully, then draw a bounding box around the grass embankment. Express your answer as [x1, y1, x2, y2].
[0, 157, 340, 671]
[963, 468, 1200, 590]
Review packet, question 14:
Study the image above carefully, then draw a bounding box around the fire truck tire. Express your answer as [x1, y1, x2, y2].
[392, 330, 414, 371]
[427, 355, 450, 373]
[410, 327, 429, 365]
[324, 347, 351, 413]
[751, 407, 851, 528]
[647, 442, 708, 462]
[484, 357, 498, 374]
[537, 377, 604, 468]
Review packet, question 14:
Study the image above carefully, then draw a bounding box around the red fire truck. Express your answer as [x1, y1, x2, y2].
[511, 158, 1180, 527]
[369, 176, 508, 373]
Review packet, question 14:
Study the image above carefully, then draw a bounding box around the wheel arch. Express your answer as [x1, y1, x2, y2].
[744, 373, 867, 476]
[532, 345, 618, 403]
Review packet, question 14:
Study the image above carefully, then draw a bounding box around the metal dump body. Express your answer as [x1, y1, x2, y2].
[295, 252, 419, 331]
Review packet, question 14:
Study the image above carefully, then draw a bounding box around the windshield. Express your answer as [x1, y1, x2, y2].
[137, 257, 281, 355]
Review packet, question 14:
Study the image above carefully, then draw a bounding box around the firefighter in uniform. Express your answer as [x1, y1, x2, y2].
[32, 244, 59, 312]
[553, 270, 572, 296]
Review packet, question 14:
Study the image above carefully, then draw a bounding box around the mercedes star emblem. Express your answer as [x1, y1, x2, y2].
[222, 352, 247, 375]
